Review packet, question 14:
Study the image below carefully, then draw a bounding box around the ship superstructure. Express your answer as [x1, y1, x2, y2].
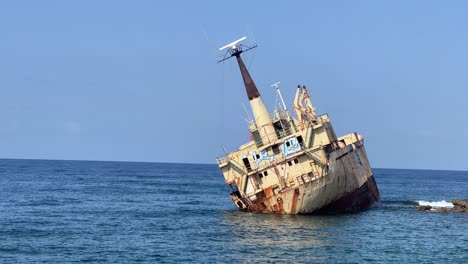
[216, 37, 380, 214]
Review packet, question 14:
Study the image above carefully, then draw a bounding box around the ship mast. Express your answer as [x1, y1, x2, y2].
[218, 37, 278, 144]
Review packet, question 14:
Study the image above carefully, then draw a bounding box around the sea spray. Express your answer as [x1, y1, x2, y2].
[417, 200, 454, 208]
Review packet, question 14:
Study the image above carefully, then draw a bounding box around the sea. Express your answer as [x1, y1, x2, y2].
[0, 159, 466, 263]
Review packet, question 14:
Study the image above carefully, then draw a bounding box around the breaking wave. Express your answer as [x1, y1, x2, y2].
[417, 200, 454, 208]
[382, 200, 455, 208]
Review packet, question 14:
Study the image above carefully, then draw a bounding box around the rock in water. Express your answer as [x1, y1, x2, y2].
[452, 199, 468, 208]
[417, 199, 468, 213]
[418, 205, 432, 211]
[451, 199, 468, 212]
[435, 207, 449, 212]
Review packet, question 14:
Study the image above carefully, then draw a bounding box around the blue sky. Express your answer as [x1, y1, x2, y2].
[0, 1, 467, 170]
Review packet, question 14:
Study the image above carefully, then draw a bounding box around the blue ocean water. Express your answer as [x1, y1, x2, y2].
[0, 159, 466, 263]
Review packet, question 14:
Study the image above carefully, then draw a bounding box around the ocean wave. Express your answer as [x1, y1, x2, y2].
[417, 200, 454, 208]
[382, 200, 456, 208]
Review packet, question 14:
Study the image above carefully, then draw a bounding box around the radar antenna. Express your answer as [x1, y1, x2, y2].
[218, 36, 257, 63]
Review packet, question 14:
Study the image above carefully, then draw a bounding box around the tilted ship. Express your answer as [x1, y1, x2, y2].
[216, 37, 381, 214]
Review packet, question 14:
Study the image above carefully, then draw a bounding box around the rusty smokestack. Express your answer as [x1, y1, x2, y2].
[235, 53, 261, 100]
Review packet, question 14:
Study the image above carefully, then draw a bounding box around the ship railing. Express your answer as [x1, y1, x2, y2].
[253, 129, 278, 147]
[251, 126, 295, 148]
[229, 160, 246, 175]
[216, 155, 230, 165]
[248, 120, 256, 131]
[304, 150, 327, 167]
[248, 110, 292, 132]
[270, 113, 279, 122]
[254, 139, 264, 148]
[281, 126, 293, 138]
[271, 110, 290, 121]
[251, 146, 325, 174]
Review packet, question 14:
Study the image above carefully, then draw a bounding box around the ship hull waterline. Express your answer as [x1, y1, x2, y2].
[312, 175, 380, 214]
[237, 175, 381, 215]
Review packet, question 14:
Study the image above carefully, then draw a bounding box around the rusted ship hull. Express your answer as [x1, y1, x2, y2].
[232, 142, 381, 214]
[240, 176, 380, 214]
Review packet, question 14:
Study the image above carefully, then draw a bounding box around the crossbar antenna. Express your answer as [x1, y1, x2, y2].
[217, 36, 257, 63]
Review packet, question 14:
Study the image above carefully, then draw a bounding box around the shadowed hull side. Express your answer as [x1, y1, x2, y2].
[312, 175, 381, 214]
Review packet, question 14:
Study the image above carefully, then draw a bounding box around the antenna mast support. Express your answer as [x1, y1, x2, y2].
[271, 82, 287, 111]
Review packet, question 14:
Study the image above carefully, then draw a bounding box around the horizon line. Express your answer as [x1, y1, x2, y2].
[0, 157, 467, 172]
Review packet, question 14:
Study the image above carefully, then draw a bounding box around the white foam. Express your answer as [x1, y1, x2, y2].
[417, 200, 454, 208]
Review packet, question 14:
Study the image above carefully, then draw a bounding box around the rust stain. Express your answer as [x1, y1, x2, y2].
[235, 178, 241, 188]
[264, 187, 273, 198]
[273, 166, 283, 184]
[276, 197, 284, 213]
[290, 188, 300, 214]
[272, 204, 278, 212]
[253, 202, 265, 213]
[274, 166, 280, 176]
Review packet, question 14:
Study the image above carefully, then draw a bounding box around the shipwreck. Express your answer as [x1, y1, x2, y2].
[216, 37, 381, 214]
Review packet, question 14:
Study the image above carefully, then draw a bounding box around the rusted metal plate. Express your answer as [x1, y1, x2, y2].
[290, 188, 300, 214]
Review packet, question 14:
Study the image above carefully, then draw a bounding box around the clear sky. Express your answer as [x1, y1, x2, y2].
[1, 1, 467, 170]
